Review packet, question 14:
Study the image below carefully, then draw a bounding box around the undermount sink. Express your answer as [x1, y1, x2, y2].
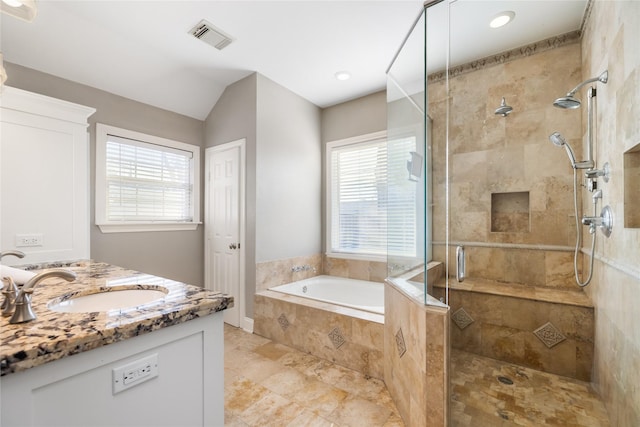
[48, 286, 168, 313]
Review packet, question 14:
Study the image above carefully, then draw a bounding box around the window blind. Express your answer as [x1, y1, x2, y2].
[105, 134, 193, 222]
[329, 136, 417, 257]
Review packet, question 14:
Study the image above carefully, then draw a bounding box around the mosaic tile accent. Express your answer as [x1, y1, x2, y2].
[394, 328, 406, 358]
[533, 322, 566, 348]
[328, 327, 346, 349]
[277, 313, 290, 331]
[452, 307, 474, 330]
[428, 31, 580, 83]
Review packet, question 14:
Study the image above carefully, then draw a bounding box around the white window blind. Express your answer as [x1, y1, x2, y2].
[328, 134, 417, 258]
[386, 136, 418, 257]
[95, 123, 200, 233]
[105, 135, 194, 222]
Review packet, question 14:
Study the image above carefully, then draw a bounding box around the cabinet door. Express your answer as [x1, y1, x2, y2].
[0, 87, 94, 264]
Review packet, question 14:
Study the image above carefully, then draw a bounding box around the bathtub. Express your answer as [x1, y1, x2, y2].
[270, 275, 384, 315]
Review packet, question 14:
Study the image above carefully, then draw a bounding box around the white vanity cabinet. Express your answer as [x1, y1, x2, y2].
[0, 313, 225, 427]
[0, 87, 95, 264]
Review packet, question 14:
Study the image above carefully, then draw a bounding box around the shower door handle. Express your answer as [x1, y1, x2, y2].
[456, 245, 465, 283]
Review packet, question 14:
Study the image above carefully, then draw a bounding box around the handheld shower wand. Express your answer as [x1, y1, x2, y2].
[548, 132, 594, 169]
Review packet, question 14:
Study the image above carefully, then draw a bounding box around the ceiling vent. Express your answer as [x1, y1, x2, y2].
[189, 20, 234, 50]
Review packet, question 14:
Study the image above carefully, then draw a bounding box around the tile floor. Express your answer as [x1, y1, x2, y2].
[224, 325, 610, 426]
[450, 350, 610, 427]
[224, 324, 402, 426]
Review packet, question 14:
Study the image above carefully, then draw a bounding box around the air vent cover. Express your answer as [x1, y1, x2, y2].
[189, 20, 234, 50]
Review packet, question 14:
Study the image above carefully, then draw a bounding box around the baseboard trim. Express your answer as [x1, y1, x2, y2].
[243, 317, 254, 333]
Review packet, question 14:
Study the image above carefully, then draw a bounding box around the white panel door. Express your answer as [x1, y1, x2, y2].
[205, 141, 244, 327]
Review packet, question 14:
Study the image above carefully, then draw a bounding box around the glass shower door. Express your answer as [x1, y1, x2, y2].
[386, 0, 448, 306]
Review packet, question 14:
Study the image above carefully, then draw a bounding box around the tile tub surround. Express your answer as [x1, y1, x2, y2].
[433, 278, 594, 381]
[384, 280, 450, 427]
[0, 260, 233, 376]
[254, 290, 384, 380]
[255, 254, 322, 292]
[323, 255, 387, 282]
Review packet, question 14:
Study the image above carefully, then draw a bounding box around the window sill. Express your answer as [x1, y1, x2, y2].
[97, 222, 201, 233]
[325, 252, 387, 263]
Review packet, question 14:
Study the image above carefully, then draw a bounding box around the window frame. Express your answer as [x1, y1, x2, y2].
[95, 123, 201, 233]
[325, 130, 389, 262]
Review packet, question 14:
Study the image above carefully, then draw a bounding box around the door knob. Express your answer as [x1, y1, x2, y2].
[229, 243, 237, 249]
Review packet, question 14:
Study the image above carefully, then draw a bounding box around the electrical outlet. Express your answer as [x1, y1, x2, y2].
[112, 354, 158, 394]
[15, 234, 43, 247]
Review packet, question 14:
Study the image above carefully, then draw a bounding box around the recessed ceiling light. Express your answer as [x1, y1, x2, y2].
[489, 11, 515, 29]
[2, 0, 24, 7]
[335, 71, 351, 81]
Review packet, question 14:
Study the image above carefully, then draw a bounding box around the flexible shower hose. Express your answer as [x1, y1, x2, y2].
[572, 168, 596, 287]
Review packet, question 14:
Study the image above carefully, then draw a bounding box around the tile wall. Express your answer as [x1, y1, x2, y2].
[581, 2, 640, 426]
[430, 39, 584, 287]
[384, 281, 449, 426]
[255, 254, 322, 292]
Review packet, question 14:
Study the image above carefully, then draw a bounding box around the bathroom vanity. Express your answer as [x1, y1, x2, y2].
[0, 261, 233, 427]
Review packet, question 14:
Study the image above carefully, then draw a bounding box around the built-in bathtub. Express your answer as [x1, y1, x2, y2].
[269, 275, 384, 315]
[254, 275, 385, 379]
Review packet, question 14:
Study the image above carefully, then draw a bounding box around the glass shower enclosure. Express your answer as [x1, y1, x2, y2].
[386, 0, 447, 306]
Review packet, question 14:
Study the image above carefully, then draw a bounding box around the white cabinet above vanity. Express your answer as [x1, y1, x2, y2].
[0, 87, 95, 264]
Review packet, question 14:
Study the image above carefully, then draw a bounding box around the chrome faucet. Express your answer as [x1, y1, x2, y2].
[291, 265, 316, 273]
[0, 250, 25, 261]
[1, 277, 19, 316]
[9, 269, 77, 324]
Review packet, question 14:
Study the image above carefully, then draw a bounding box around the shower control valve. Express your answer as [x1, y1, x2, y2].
[581, 205, 613, 238]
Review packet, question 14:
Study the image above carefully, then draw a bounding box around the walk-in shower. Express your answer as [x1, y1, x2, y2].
[551, 70, 613, 287]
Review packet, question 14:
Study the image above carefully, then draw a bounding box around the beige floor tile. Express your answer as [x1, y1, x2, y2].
[224, 377, 270, 416]
[285, 410, 336, 427]
[260, 366, 309, 395]
[224, 325, 610, 427]
[327, 395, 392, 427]
[288, 376, 349, 417]
[239, 391, 306, 426]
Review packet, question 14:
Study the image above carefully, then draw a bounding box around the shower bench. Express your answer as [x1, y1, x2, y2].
[433, 278, 594, 381]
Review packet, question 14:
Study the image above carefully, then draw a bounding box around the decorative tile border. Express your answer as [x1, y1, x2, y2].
[452, 307, 474, 330]
[328, 327, 346, 349]
[428, 31, 581, 84]
[395, 328, 407, 358]
[277, 313, 290, 331]
[533, 322, 567, 348]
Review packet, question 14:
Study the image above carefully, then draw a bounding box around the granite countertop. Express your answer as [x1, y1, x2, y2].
[0, 260, 233, 376]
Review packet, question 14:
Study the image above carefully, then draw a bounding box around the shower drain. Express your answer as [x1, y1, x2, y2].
[497, 375, 514, 385]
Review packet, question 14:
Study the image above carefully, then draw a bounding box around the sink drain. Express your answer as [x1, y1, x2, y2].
[497, 375, 514, 385]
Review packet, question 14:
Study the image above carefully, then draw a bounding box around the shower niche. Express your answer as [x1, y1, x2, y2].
[624, 143, 640, 228]
[490, 191, 530, 233]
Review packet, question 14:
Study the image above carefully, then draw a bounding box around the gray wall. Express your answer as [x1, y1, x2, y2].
[5, 63, 206, 286]
[204, 74, 258, 317]
[320, 90, 387, 252]
[204, 73, 322, 319]
[256, 74, 321, 262]
[321, 90, 386, 143]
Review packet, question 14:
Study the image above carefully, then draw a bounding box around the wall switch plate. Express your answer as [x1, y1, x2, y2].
[112, 354, 158, 394]
[15, 234, 43, 247]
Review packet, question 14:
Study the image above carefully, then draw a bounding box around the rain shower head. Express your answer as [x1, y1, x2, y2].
[549, 132, 594, 169]
[495, 97, 513, 116]
[553, 70, 608, 109]
[553, 95, 581, 109]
